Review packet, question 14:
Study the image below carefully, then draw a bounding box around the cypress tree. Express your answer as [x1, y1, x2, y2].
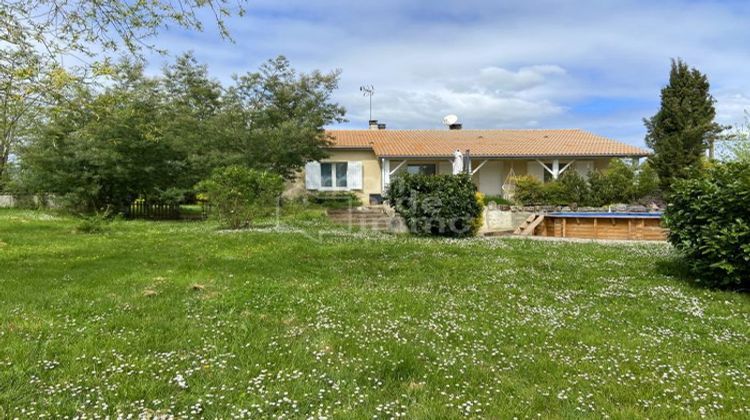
[644, 59, 721, 192]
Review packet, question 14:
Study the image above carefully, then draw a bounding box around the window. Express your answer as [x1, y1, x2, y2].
[321, 162, 348, 188]
[406, 164, 436, 175]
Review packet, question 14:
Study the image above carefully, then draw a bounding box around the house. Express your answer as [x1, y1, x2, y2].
[292, 121, 649, 204]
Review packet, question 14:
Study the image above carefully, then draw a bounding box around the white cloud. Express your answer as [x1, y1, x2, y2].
[715, 93, 750, 126]
[336, 65, 568, 128]
[146, 0, 750, 147]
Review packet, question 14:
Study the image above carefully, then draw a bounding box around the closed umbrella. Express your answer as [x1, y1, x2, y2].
[452, 149, 464, 175]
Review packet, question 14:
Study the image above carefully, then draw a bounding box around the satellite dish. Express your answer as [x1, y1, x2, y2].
[442, 114, 459, 126]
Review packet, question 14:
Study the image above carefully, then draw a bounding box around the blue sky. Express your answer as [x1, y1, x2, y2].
[147, 0, 750, 147]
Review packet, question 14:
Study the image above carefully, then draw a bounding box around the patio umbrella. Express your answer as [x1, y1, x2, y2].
[452, 149, 464, 175]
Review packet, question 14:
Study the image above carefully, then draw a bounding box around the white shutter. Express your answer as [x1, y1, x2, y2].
[347, 161, 363, 190]
[575, 161, 594, 178]
[305, 161, 321, 190]
[527, 161, 545, 181]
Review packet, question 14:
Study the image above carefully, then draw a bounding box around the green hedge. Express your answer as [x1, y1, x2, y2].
[664, 161, 750, 288]
[513, 160, 661, 206]
[385, 173, 484, 237]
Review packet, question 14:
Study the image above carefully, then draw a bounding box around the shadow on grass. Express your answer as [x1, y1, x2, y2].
[656, 255, 750, 294]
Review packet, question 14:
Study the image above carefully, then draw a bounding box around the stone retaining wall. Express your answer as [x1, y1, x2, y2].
[0, 194, 61, 209]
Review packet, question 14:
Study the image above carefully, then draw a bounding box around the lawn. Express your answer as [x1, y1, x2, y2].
[0, 209, 748, 418]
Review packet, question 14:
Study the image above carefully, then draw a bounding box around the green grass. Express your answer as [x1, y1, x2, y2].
[0, 209, 748, 418]
[179, 204, 204, 216]
[481, 195, 513, 206]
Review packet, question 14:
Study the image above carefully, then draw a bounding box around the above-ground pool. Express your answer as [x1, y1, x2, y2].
[537, 212, 667, 240]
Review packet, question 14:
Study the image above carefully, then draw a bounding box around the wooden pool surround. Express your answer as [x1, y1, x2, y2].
[536, 213, 667, 241]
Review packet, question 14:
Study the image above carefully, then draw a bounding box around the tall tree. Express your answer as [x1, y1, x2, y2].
[160, 52, 224, 188]
[221, 56, 347, 179]
[644, 59, 721, 192]
[19, 55, 347, 211]
[21, 61, 186, 212]
[0, 46, 54, 188]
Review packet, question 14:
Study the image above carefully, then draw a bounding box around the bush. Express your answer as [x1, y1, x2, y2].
[541, 181, 568, 206]
[587, 161, 636, 206]
[74, 211, 111, 234]
[482, 195, 513, 206]
[196, 166, 283, 229]
[511, 160, 661, 207]
[384, 173, 484, 237]
[664, 161, 750, 288]
[306, 191, 363, 209]
[514, 174, 582, 206]
[558, 170, 589, 205]
[513, 176, 545, 205]
[634, 162, 661, 201]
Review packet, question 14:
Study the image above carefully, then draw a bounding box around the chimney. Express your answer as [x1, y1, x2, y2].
[369, 120, 386, 130]
[448, 123, 462, 130]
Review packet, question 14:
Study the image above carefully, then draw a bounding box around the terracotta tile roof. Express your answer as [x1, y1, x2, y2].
[325, 129, 649, 158]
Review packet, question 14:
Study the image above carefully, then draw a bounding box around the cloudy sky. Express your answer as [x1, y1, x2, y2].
[148, 0, 750, 147]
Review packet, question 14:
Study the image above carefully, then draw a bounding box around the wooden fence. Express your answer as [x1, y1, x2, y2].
[126, 202, 182, 220]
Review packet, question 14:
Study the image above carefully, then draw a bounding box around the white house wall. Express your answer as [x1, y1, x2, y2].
[477, 161, 504, 195]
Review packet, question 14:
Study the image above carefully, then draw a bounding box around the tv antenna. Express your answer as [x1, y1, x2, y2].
[360, 85, 375, 120]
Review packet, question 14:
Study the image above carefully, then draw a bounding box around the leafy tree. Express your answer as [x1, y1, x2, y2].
[0, 46, 55, 189]
[221, 56, 347, 179]
[159, 52, 225, 189]
[20, 61, 186, 212]
[2, 0, 246, 185]
[644, 59, 722, 192]
[19, 54, 346, 212]
[2, 0, 246, 60]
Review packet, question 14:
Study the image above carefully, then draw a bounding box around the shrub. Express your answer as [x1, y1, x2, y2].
[664, 161, 750, 288]
[482, 195, 513, 206]
[541, 181, 568, 205]
[195, 166, 283, 229]
[558, 170, 589, 205]
[74, 211, 111, 234]
[514, 172, 589, 207]
[608, 159, 638, 200]
[513, 176, 545, 205]
[587, 161, 636, 206]
[512, 160, 661, 207]
[384, 173, 484, 237]
[634, 161, 661, 200]
[306, 191, 363, 209]
[475, 192, 486, 207]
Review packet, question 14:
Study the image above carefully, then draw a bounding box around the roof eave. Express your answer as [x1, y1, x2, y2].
[374, 153, 651, 159]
